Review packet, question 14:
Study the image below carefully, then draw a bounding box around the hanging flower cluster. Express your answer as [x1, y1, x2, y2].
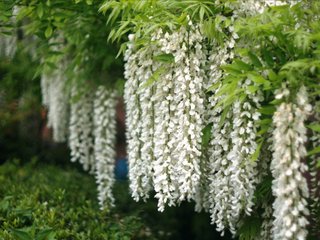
[41, 67, 69, 143]
[205, 79, 263, 235]
[93, 86, 117, 208]
[309, 120, 320, 236]
[256, 204, 273, 240]
[0, 33, 17, 58]
[124, 35, 157, 201]
[271, 85, 311, 240]
[124, 23, 207, 211]
[69, 88, 95, 173]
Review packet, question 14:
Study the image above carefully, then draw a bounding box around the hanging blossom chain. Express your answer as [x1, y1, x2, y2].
[205, 44, 234, 234]
[0, 6, 18, 59]
[42, 66, 69, 143]
[309, 102, 320, 237]
[206, 80, 263, 235]
[151, 29, 179, 211]
[125, 22, 207, 211]
[271, 85, 311, 240]
[255, 203, 273, 240]
[124, 35, 155, 201]
[93, 86, 117, 209]
[151, 23, 206, 211]
[69, 88, 95, 173]
[228, 80, 263, 221]
[203, 20, 262, 235]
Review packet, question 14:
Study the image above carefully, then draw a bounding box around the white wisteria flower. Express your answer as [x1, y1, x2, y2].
[93, 86, 117, 209]
[124, 37, 155, 201]
[308, 103, 320, 236]
[125, 23, 207, 211]
[69, 87, 95, 173]
[206, 79, 263, 235]
[41, 67, 69, 143]
[256, 203, 273, 240]
[152, 24, 206, 211]
[271, 85, 311, 240]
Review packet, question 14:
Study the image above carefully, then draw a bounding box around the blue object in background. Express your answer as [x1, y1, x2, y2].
[115, 158, 128, 180]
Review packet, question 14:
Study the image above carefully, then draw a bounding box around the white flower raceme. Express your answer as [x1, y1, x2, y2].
[69, 88, 95, 173]
[153, 24, 206, 211]
[42, 67, 69, 143]
[204, 23, 263, 234]
[271, 86, 311, 240]
[234, 0, 296, 15]
[170, 25, 206, 205]
[124, 37, 155, 201]
[0, 34, 17, 58]
[265, 0, 300, 6]
[309, 107, 320, 236]
[204, 43, 235, 233]
[228, 80, 263, 216]
[207, 80, 263, 235]
[41, 73, 52, 107]
[93, 86, 117, 209]
[125, 24, 207, 211]
[256, 204, 273, 240]
[0, 6, 19, 58]
[152, 64, 178, 211]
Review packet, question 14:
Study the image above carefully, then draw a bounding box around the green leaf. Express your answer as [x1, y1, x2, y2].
[153, 53, 174, 63]
[216, 76, 239, 97]
[261, 48, 274, 67]
[0, 196, 12, 211]
[115, 78, 125, 96]
[247, 85, 259, 93]
[11, 229, 33, 240]
[307, 124, 320, 132]
[233, 59, 252, 71]
[259, 105, 276, 115]
[267, 70, 277, 81]
[219, 105, 231, 128]
[238, 216, 261, 240]
[247, 73, 269, 85]
[248, 51, 262, 68]
[201, 123, 212, 149]
[251, 140, 263, 162]
[221, 65, 242, 75]
[139, 66, 166, 89]
[206, 81, 220, 93]
[308, 146, 320, 156]
[36, 228, 56, 240]
[45, 26, 53, 38]
[37, 3, 44, 19]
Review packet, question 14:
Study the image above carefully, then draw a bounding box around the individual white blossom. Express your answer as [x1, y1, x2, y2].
[69, 88, 95, 173]
[271, 85, 311, 240]
[93, 86, 117, 209]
